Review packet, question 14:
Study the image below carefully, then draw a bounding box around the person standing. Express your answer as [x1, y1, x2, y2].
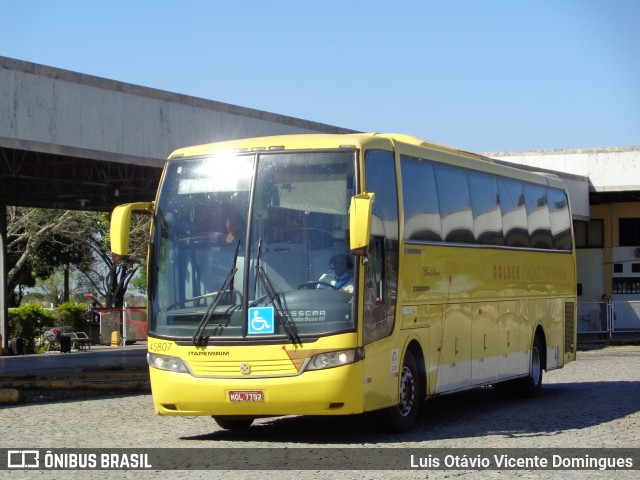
[599, 294, 609, 339]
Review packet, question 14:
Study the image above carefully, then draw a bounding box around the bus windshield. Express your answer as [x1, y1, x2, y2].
[149, 150, 357, 341]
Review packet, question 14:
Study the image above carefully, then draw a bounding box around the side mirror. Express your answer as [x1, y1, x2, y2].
[349, 192, 375, 255]
[110, 202, 153, 262]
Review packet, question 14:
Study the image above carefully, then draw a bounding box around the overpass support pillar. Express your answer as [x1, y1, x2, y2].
[0, 204, 6, 354]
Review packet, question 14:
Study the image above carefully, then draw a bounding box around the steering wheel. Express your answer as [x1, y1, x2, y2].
[298, 281, 336, 290]
[223, 289, 244, 304]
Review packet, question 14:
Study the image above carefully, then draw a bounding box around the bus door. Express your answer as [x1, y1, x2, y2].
[361, 149, 399, 408]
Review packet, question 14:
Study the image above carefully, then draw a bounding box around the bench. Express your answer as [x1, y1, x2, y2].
[44, 330, 91, 351]
[65, 332, 91, 350]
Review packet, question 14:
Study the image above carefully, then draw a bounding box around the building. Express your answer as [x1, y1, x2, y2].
[487, 146, 640, 335]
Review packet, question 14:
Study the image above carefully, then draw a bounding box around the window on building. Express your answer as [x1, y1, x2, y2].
[613, 263, 623, 273]
[632, 263, 640, 273]
[588, 219, 604, 247]
[574, 219, 604, 248]
[574, 221, 587, 248]
[613, 277, 640, 294]
[619, 218, 640, 246]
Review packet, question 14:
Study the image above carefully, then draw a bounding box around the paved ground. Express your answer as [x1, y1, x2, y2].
[0, 345, 638, 479]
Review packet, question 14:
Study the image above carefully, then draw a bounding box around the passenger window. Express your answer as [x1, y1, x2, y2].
[548, 189, 572, 250]
[468, 173, 503, 246]
[498, 180, 529, 247]
[365, 150, 399, 239]
[435, 166, 474, 243]
[524, 185, 552, 249]
[401, 157, 441, 241]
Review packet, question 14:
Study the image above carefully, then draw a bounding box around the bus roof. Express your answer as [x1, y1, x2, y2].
[169, 133, 472, 157]
[168, 133, 567, 190]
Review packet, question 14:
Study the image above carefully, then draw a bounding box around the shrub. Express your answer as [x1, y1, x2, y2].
[8, 304, 57, 354]
[56, 302, 89, 333]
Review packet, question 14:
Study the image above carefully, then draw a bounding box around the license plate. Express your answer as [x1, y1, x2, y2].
[229, 390, 264, 402]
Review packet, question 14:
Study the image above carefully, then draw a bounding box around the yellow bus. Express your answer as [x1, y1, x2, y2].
[111, 133, 577, 432]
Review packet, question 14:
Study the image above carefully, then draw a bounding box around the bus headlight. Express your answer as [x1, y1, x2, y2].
[148, 352, 190, 373]
[306, 347, 364, 371]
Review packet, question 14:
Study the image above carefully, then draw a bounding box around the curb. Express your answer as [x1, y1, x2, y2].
[0, 388, 20, 404]
[0, 368, 151, 404]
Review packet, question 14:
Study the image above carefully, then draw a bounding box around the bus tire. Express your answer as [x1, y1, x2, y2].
[518, 334, 544, 397]
[495, 334, 544, 398]
[379, 349, 422, 432]
[213, 416, 254, 430]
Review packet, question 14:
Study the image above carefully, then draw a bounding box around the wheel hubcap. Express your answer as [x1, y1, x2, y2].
[532, 347, 541, 385]
[399, 365, 416, 416]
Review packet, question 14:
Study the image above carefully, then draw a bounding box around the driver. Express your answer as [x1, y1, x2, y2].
[225, 214, 244, 244]
[318, 254, 354, 293]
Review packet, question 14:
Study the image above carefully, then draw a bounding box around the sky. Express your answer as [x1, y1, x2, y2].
[1, 0, 639, 153]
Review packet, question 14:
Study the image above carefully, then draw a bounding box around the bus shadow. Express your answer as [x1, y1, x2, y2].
[414, 380, 640, 442]
[180, 380, 640, 444]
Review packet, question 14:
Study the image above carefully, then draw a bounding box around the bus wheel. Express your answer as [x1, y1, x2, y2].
[379, 350, 422, 432]
[496, 335, 544, 398]
[213, 416, 254, 430]
[519, 335, 544, 397]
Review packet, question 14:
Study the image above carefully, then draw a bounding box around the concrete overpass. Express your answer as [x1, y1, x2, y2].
[0, 56, 353, 212]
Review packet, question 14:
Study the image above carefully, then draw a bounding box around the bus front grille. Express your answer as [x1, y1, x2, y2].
[186, 358, 299, 377]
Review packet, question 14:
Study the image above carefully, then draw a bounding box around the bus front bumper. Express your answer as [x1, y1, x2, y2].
[149, 364, 364, 417]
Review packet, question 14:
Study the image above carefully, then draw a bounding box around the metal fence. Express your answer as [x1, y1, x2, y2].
[90, 307, 148, 345]
[577, 301, 640, 336]
[91, 302, 640, 343]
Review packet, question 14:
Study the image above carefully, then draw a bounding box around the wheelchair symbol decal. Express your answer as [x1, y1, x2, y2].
[248, 307, 275, 334]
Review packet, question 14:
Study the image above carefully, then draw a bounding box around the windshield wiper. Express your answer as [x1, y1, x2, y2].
[255, 238, 301, 346]
[192, 240, 241, 346]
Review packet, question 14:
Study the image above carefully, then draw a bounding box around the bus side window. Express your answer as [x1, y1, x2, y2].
[364, 148, 398, 344]
[372, 236, 384, 305]
[364, 236, 387, 344]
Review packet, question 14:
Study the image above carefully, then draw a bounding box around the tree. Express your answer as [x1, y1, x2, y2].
[130, 265, 148, 296]
[108, 212, 150, 307]
[6, 208, 93, 307]
[73, 211, 150, 308]
[6, 207, 149, 309]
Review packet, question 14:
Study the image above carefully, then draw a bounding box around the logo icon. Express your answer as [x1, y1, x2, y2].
[8, 450, 40, 469]
[248, 307, 274, 334]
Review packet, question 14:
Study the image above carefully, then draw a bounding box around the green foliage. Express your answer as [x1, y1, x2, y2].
[7, 208, 95, 306]
[130, 266, 148, 294]
[56, 301, 89, 333]
[7, 207, 150, 310]
[7, 304, 56, 354]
